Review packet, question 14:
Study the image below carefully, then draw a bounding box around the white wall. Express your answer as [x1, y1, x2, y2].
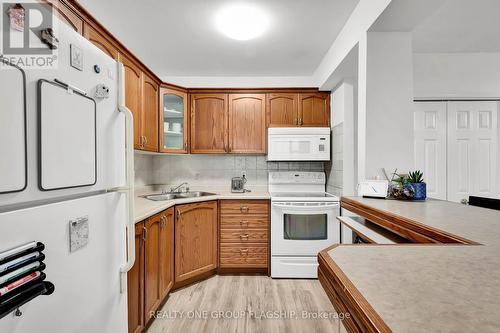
[414, 53, 500, 98]
[364, 32, 415, 179]
[327, 80, 357, 196]
[316, 0, 392, 89]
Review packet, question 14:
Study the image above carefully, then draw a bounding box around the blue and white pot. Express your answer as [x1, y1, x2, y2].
[411, 182, 427, 200]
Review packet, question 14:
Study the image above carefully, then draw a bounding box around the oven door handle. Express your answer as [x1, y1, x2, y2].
[271, 202, 339, 209]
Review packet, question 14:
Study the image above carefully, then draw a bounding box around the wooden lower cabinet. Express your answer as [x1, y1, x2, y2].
[144, 213, 161, 317]
[219, 200, 269, 270]
[159, 208, 175, 299]
[128, 223, 145, 333]
[128, 208, 174, 333]
[175, 201, 218, 283]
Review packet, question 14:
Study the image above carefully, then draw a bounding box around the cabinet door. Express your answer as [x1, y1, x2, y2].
[128, 223, 145, 333]
[83, 23, 119, 59]
[229, 94, 266, 154]
[119, 54, 143, 149]
[175, 201, 218, 282]
[47, 0, 83, 34]
[144, 214, 161, 318]
[160, 88, 189, 153]
[159, 208, 174, 299]
[190, 94, 228, 153]
[266, 93, 299, 127]
[299, 93, 330, 127]
[142, 74, 159, 152]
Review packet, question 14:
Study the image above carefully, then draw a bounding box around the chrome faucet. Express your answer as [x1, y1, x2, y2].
[167, 182, 189, 193]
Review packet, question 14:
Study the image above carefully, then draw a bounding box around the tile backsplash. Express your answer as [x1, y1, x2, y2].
[326, 123, 343, 196]
[134, 152, 154, 186]
[137, 155, 324, 186]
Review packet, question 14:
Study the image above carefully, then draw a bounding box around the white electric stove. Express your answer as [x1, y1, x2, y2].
[268, 172, 340, 278]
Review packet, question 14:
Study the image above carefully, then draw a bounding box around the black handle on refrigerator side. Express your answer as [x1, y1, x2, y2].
[0, 281, 55, 319]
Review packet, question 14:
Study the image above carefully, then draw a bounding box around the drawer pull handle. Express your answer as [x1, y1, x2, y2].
[240, 206, 249, 212]
[239, 249, 249, 255]
[240, 220, 249, 226]
[239, 234, 249, 240]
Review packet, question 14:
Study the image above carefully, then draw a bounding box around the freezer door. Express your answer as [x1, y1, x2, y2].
[0, 15, 125, 207]
[0, 192, 127, 333]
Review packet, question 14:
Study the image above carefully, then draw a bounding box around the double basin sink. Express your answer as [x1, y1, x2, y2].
[142, 191, 216, 201]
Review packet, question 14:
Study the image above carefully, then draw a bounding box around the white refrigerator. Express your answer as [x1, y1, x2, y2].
[0, 6, 135, 333]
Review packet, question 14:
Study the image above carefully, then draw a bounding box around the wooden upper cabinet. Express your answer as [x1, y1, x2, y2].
[266, 93, 299, 127]
[299, 92, 330, 127]
[141, 74, 159, 152]
[144, 213, 161, 318]
[128, 223, 145, 333]
[47, 0, 83, 34]
[175, 201, 218, 283]
[83, 23, 119, 59]
[190, 94, 228, 154]
[160, 87, 189, 154]
[229, 94, 266, 154]
[119, 54, 143, 149]
[159, 208, 174, 300]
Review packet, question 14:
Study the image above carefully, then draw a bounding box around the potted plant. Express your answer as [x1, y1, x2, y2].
[389, 174, 415, 200]
[408, 170, 426, 200]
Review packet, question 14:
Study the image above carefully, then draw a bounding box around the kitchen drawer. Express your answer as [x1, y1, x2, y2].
[220, 200, 269, 216]
[220, 244, 268, 267]
[220, 229, 268, 243]
[220, 215, 268, 229]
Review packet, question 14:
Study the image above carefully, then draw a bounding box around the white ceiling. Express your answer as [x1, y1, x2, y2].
[79, 0, 359, 80]
[370, 0, 500, 53]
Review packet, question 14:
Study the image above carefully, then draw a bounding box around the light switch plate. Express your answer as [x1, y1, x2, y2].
[70, 44, 83, 71]
[69, 216, 89, 252]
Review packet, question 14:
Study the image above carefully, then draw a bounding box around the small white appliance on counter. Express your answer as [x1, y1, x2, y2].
[267, 127, 330, 161]
[0, 7, 135, 332]
[358, 180, 389, 198]
[269, 172, 340, 278]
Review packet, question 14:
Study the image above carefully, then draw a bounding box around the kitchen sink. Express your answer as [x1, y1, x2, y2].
[176, 191, 216, 198]
[142, 191, 216, 201]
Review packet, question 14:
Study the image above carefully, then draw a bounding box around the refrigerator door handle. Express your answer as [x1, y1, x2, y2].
[116, 62, 136, 294]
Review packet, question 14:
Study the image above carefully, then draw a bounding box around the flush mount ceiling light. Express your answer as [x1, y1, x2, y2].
[215, 4, 270, 41]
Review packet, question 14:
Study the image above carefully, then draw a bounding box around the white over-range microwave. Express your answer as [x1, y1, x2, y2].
[267, 127, 331, 161]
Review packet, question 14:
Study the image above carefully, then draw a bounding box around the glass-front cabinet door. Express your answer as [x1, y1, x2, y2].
[159, 87, 188, 153]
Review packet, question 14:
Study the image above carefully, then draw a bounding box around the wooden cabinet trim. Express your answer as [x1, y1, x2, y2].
[83, 22, 119, 59]
[47, 0, 84, 34]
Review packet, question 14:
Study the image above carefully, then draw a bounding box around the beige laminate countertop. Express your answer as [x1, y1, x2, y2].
[134, 185, 270, 222]
[327, 197, 500, 333]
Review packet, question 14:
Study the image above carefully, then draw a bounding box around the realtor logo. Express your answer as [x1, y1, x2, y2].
[1, 1, 58, 68]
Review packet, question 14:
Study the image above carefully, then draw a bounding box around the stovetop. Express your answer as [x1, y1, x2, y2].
[270, 191, 340, 202]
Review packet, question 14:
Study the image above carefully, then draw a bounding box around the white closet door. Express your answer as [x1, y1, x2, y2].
[414, 102, 447, 200]
[447, 101, 498, 202]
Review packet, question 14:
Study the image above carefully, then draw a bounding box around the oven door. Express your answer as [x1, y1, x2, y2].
[271, 201, 340, 256]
